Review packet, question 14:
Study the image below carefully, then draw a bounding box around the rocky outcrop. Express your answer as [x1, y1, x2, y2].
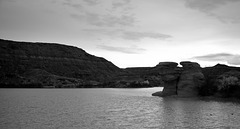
[177, 61, 205, 97]
[0, 39, 121, 87]
[154, 62, 181, 96]
[152, 61, 205, 97]
[155, 62, 179, 69]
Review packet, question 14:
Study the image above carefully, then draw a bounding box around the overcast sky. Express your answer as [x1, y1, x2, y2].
[1, 0, 240, 68]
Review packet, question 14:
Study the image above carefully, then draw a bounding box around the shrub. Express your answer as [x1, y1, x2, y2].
[215, 76, 240, 97]
[198, 77, 218, 96]
[217, 76, 239, 90]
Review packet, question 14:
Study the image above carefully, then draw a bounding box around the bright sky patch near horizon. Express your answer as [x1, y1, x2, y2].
[0, 0, 240, 68]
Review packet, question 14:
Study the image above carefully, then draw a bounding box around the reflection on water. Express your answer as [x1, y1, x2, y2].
[0, 88, 240, 129]
[159, 98, 240, 128]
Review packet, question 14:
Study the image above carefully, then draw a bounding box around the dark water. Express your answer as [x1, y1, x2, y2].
[1, 88, 240, 129]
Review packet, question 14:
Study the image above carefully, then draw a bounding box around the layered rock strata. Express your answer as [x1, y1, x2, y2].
[152, 61, 205, 97]
[0, 39, 121, 87]
[155, 62, 181, 96]
[177, 61, 205, 97]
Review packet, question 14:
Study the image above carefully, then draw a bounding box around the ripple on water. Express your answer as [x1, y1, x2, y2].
[1, 88, 240, 129]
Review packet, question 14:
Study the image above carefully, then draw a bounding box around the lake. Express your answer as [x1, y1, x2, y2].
[1, 88, 240, 129]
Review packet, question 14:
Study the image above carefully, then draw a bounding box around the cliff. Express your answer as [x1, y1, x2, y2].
[0, 39, 121, 87]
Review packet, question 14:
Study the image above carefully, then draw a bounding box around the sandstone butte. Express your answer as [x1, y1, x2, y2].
[152, 61, 205, 97]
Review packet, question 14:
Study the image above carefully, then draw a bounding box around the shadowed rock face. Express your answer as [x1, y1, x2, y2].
[156, 62, 178, 69]
[180, 61, 200, 69]
[155, 62, 181, 96]
[177, 61, 205, 97]
[0, 39, 121, 86]
[152, 61, 205, 97]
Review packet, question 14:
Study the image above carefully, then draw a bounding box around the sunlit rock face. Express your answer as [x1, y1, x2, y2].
[177, 61, 205, 97]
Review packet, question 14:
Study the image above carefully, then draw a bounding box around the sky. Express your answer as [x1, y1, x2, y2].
[0, 0, 240, 68]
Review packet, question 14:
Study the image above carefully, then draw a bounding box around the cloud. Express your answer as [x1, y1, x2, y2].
[62, 0, 82, 10]
[61, 0, 135, 27]
[83, 0, 99, 6]
[185, 0, 234, 12]
[82, 29, 172, 41]
[192, 53, 240, 65]
[0, 0, 16, 3]
[112, 0, 131, 9]
[184, 0, 240, 23]
[71, 13, 101, 26]
[122, 31, 172, 41]
[101, 14, 135, 27]
[97, 45, 146, 54]
[71, 13, 135, 27]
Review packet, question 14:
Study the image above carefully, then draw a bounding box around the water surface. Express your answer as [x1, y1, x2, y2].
[0, 88, 240, 129]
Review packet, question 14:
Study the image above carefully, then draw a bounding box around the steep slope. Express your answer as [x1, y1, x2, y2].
[0, 39, 121, 87]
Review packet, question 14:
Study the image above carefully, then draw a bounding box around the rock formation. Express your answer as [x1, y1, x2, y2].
[152, 61, 205, 97]
[154, 62, 181, 96]
[177, 61, 205, 97]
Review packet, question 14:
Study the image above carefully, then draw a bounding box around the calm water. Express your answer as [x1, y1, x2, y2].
[1, 88, 240, 129]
